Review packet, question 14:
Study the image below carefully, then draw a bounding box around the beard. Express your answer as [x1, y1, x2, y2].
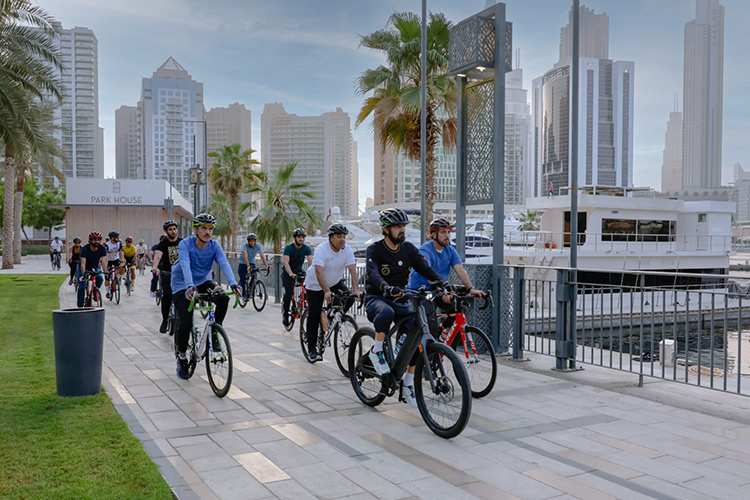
[387, 231, 406, 244]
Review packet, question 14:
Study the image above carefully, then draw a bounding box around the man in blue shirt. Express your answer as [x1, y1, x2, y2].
[171, 213, 241, 380]
[282, 228, 312, 327]
[238, 233, 269, 300]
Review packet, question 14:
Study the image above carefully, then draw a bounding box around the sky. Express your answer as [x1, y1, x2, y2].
[42, 0, 750, 207]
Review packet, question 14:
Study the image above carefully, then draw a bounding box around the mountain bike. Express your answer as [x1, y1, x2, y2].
[284, 273, 308, 331]
[81, 270, 104, 307]
[186, 288, 239, 398]
[51, 251, 62, 271]
[438, 290, 497, 398]
[348, 287, 472, 439]
[107, 264, 121, 304]
[300, 290, 359, 376]
[239, 266, 269, 312]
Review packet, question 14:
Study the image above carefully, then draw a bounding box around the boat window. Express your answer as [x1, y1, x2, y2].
[601, 218, 637, 242]
[601, 218, 675, 242]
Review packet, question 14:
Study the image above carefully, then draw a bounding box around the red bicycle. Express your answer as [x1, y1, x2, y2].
[82, 270, 103, 307]
[284, 272, 308, 332]
[437, 290, 497, 398]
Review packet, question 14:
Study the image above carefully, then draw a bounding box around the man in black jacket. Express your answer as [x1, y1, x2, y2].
[365, 208, 443, 406]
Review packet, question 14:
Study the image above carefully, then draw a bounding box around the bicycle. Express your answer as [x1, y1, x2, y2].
[154, 274, 163, 305]
[300, 290, 359, 376]
[51, 251, 62, 271]
[185, 287, 239, 398]
[283, 273, 308, 331]
[156, 272, 179, 337]
[137, 255, 147, 276]
[348, 287, 472, 439]
[238, 266, 269, 312]
[123, 263, 135, 296]
[81, 270, 104, 307]
[438, 290, 497, 398]
[107, 264, 122, 304]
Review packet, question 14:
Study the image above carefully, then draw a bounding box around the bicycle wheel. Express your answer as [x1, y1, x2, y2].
[284, 303, 296, 331]
[238, 277, 250, 308]
[348, 327, 385, 406]
[414, 342, 472, 439]
[334, 315, 358, 377]
[168, 305, 178, 337]
[252, 280, 267, 312]
[125, 277, 131, 296]
[114, 279, 120, 304]
[206, 324, 233, 398]
[155, 287, 161, 306]
[186, 328, 198, 378]
[93, 288, 102, 308]
[452, 326, 497, 398]
[299, 309, 312, 362]
[199, 298, 209, 319]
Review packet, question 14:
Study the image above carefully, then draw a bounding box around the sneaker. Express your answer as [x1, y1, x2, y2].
[401, 385, 418, 407]
[176, 357, 190, 380]
[106, 292, 111, 300]
[131, 284, 136, 291]
[159, 319, 168, 334]
[68, 278, 74, 286]
[368, 349, 390, 375]
[150, 291, 156, 298]
[308, 348, 318, 363]
[211, 334, 222, 352]
[282, 316, 290, 327]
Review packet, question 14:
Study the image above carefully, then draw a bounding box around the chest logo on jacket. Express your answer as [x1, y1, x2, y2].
[381, 264, 390, 276]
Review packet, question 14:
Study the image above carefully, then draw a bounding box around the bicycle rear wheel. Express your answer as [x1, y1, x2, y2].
[299, 309, 312, 362]
[414, 342, 472, 439]
[252, 281, 267, 312]
[334, 315, 358, 377]
[206, 324, 233, 398]
[348, 327, 385, 406]
[452, 326, 497, 398]
[284, 303, 296, 331]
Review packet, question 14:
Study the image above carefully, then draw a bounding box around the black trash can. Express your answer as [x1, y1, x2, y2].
[52, 307, 105, 397]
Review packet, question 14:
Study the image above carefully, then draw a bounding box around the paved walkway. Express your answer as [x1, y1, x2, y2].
[50, 267, 750, 500]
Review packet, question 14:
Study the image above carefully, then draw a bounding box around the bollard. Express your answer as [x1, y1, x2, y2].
[52, 307, 105, 397]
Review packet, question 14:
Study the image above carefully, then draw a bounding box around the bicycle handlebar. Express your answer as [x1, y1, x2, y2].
[187, 288, 240, 312]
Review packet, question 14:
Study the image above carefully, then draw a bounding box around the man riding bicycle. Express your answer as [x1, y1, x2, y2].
[408, 218, 484, 334]
[50, 236, 63, 266]
[152, 220, 181, 333]
[171, 213, 241, 380]
[136, 239, 149, 269]
[123, 237, 138, 290]
[67, 237, 82, 285]
[76, 232, 108, 307]
[282, 228, 312, 327]
[104, 231, 125, 299]
[365, 208, 444, 406]
[239, 233, 269, 300]
[304, 223, 362, 362]
[149, 234, 167, 298]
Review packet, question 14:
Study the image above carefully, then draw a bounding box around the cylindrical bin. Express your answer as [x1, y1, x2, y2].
[53, 307, 105, 397]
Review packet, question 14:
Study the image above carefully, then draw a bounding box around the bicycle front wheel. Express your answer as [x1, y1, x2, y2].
[206, 324, 233, 398]
[284, 304, 296, 331]
[414, 342, 472, 439]
[199, 298, 209, 319]
[299, 309, 312, 362]
[252, 281, 267, 311]
[155, 288, 161, 306]
[348, 327, 385, 407]
[452, 326, 497, 398]
[334, 315, 358, 377]
[114, 279, 120, 304]
[93, 288, 102, 308]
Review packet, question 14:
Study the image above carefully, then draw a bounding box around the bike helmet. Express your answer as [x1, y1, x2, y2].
[138, 239, 144, 244]
[125, 236, 133, 243]
[108, 231, 119, 239]
[159, 234, 167, 241]
[73, 237, 81, 243]
[246, 233, 258, 241]
[327, 223, 348, 237]
[192, 213, 216, 227]
[89, 231, 103, 241]
[379, 208, 409, 227]
[163, 219, 177, 231]
[429, 217, 453, 233]
[293, 227, 306, 237]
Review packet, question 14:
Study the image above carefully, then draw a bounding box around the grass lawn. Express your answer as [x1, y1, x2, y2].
[0, 275, 172, 499]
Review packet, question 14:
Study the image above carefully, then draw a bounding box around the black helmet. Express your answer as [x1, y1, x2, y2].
[193, 213, 216, 227]
[379, 208, 409, 228]
[159, 234, 167, 241]
[429, 217, 453, 233]
[108, 231, 119, 238]
[328, 223, 348, 237]
[73, 237, 81, 243]
[246, 233, 257, 241]
[293, 227, 306, 237]
[163, 220, 177, 231]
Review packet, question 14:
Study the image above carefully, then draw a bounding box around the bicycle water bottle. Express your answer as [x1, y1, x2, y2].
[394, 333, 407, 356]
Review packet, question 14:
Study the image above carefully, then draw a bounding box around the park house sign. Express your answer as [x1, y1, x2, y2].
[65, 178, 191, 213]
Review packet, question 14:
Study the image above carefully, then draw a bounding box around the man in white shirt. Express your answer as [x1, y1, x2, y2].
[304, 223, 362, 362]
[49, 236, 63, 264]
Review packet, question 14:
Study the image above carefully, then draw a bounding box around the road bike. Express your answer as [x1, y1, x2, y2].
[283, 273, 307, 331]
[123, 263, 136, 296]
[137, 255, 147, 275]
[238, 265, 268, 312]
[185, 288, 239, 398]
[107, 264, 122, 304]
[438, 290, 497, 398]
[348, 287, 472, 439]
[51, 251, 62, 271]
[300, 290, 359, 376]
[81, 270, 104, 307]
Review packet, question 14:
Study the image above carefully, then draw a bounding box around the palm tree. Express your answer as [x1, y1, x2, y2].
[248, 162, 321, 254]
[356, 11, 456, 225]
[518, 210, 540, 232]
[207, 143, 260, 253]
[0, 0, 63, 269]
[207, 192, 232, 249]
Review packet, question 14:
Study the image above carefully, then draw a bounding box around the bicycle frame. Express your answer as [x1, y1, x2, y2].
[188, 290, 240, 359]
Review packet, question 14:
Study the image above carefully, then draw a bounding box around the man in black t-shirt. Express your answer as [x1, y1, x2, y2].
[365, 208, 443, 406]
[77, 231, 108, 307]
[152, 220, 181, 333]
[281, 228, 313, 327]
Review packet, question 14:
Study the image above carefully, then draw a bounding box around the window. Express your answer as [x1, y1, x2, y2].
[601, 218, 675, 242]
[698, 213, 707, 223]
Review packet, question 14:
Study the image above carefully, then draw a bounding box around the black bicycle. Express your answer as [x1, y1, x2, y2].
[51, 251, 62, 271]
[348, 287, 472, 439]
[239, 266, 268, 312]
[300, 290, 359, 375]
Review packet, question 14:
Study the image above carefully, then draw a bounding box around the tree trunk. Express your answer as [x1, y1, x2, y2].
[13, 174, 24, 264]
[230, 191, 239, 253]
[423, 108, 439, 234]
[2, 149, 15, 269]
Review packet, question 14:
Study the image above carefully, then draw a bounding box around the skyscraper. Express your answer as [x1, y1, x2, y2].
[114, 105, 140, 180]
[682, 0, 724, 189]
[205, 102, 252, 167]
[261, 104, 358, 218]
[505, 68, 532, 207]
[532, 5, 634, 197]
[661, 110, 683, 193]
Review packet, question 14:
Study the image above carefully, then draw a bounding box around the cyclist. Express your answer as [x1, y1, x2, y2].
[239, 233, 269, 300]
[136, 239, 149, 270]
[104, 231, 125, 299]
[123, 236, 138, 290]
[304, 223, 362, 362]
[67, 237, 82, 285]
[50, 236, 63, 267]
[364, 208, 444, 405]
[152, 220, 181, 333]
[76, 232, 108, 307]
[171, 213, 241, 380]
[408, 218, 484, 334]
[282, 227, 312, 327]
[149, 234, 167, 298]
